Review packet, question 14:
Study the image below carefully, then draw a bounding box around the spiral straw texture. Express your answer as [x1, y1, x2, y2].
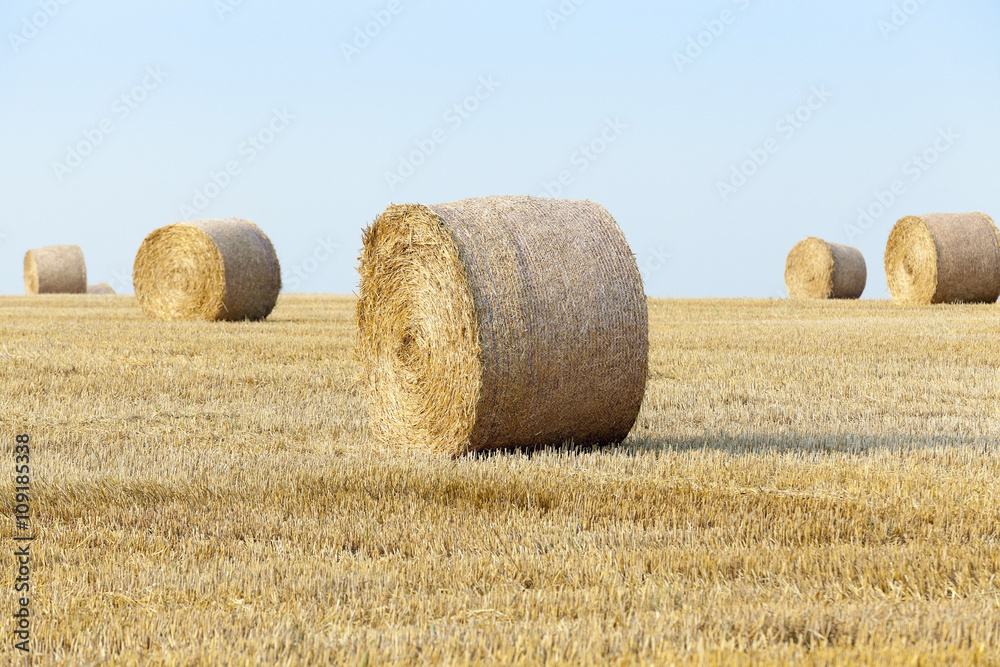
[133, 218, 281, 321]
[884, 213, 1000, 304]
[356, 195, 649, 457]
[784, 238, 867, 300]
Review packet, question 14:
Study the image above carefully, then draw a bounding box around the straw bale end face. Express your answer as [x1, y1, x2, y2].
[356, 204, 482, 454]
[24, 245, 87, 294]
[885, 213, 1000, 305]
[784, 238, 866, 300]
[357, 195, 649, 457]
[133, 218, 281, 321]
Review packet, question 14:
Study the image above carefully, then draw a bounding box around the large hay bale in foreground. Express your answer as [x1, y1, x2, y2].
[356, 195, 649, 457]
[24, 245, 86, 294]
[133, 218, 281, 321]
[87, 283, 115, 295]
[784, 237, 866, 300]
[885, 213, 1000, 304]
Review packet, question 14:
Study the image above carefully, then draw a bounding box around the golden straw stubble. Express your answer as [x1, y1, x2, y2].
[784, 238, 866, 300]
[885, 213, 1000, 304]
[356, 195, 649, 457]
[133, 218, 281, 321]
[23, 245, 87, 295]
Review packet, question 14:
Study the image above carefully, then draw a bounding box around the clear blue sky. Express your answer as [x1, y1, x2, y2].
[2, 1, 998, 297]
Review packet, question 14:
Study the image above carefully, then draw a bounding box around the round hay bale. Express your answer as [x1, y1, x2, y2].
[884, 213, 1000, 304]
[87, 283, 115, 295]
[133, 218, 281, 321]
[24, 245, 86, 294]
[784, 237, 866, 300]
[356, 195, 649, 457]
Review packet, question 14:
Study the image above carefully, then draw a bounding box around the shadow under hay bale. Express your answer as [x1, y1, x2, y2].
[784, 237, 866, 300]
[24, 245, 87, 295]
[356, 195, 649, 457]
[884, 213, 1000, 304]
[132, 218, 281, 321]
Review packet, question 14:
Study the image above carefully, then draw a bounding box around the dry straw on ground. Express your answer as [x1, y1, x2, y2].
[5, 296, 1000, 664]
[784, 238, 867, 300]
[885, 212, 1000, 304]
[23, 245, 87, 294]
[87, 283, 115, 295]
[133, 218, 281, 321]
[356, 195, 648, 457]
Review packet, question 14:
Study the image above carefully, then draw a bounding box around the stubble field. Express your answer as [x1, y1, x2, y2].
[2, 294, 1000, 665]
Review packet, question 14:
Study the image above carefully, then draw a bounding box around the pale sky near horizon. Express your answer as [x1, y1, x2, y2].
[2, 1, 998, 297]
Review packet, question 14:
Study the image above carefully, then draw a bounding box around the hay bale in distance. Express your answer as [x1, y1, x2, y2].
[356, 195, 649, 457]
[784, 237, 867, 300]
[133, 218, 281, 321]
[24, 245, 87, 294]
[884, 213, 1000, 304]
[87, 283, 115, 295]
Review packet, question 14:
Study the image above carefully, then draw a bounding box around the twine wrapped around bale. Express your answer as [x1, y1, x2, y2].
[884, 213, 1000, 304]
[133, 218, 281, 321]
[356, 195, 649, 457]
[784, 237, 866, 300]
[24, 245, 86, 294]
[87, 283, 115, 295]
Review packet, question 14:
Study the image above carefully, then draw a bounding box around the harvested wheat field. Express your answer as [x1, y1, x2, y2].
[3, 295, 1000, 665]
